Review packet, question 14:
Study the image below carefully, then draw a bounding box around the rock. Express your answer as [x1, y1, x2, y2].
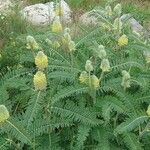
[130, 18, 143, 33]
[22, 3, 54, 26]
[0, 0, 12, 13]
[21, 0, 72, 26]
[80, 11, 144, 34]
[59, 0, 72, 23]
[45, 0, 72, 23]
[121, 14, 143, 33]
[79, 12, 98, 25]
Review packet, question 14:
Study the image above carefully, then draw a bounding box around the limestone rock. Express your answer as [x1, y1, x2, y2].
[21, 3, 53, 26]
[130, 18, 143, 33]
[79, 12, 98, 25]
[21, 0, 72, 26]
[0, 0, 12, 13]
[121, 14, 143, 33]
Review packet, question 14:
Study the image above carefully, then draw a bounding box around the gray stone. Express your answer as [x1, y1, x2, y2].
[79, 11, 98, 25]
[0, 0, 12, 13]
[21, 0, 72, 26]
[21, 3, 54, 26]
[130, 18, 143, 33]
[121, 14, 143, 33]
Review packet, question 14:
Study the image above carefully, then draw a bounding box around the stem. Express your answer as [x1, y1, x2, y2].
[114, 113, 119, 128]
[70, 52, 74, 71]
[48, 109, 52, 149]
[128, 66, 132, 73]
[48, 99, 52, 149]
[88, 71, 91, 89]
[99, 71, 104, 81]
[33, 124, 36, 150]
[31, 48, 35, 58]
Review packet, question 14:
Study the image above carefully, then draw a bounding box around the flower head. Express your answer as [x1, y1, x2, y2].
[64, 32, 71, 42]
[26, 35, 39, 50]
[79, 72, 99, 89]
[113, 3, 122, 16]
[34, 71, 47, 91]
[79, 71, 88, 84]
[35, 51, 48, 70]
[100, 59, 110, 72]
[97, 45, 107, 59]
[64, 28, 70, 33]
[85, 60, 93, 72]
[45, 38, 52, 45]
[55, 3, 64, 16]
[51, 16, 62, 33]
[105, 5, 112, 16]
[91, 75, 100, 89]
[62, 28, 71, 44]
[53, 41, 60, 49]
[113, 18, 122, 34]
[121, 70, 130, 89]
[68, 40, 76, 52]
[0, 105, 9, 123]
[118, 34, 128, 47]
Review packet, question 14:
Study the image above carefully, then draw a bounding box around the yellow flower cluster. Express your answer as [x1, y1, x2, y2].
[121, 70, 130, 89]
[54, 41, 61, 49]
[62, 28, 76, 52]
[52, 16, 62, 33]
[90, 75, 100, 89]
[46, 39, 60, 49]
[55, 3, 64, 17]
[113, 3, 122, 16]
[105, 3, 122, 17]
[34, 71, 47, 91]
[79, 45, 111, 89]
[0, 105, 9, 123]
[113, 18, 122, 34]
[68, 40, 76, 52]
[85, 60, 93, 72]
[35, 51, 48, 70]
[26, 35, 39, 50]
[100, 59, 110, 72]
[79, 71, 99, 90]
[33, 49, 48, 90]
[79, 60, 100, 90]
[118, 35, 128, 47]
[94, 45, 111, 72]
[105, 5, 112, 17]
[79, 71, 89, 84]
[97, 45, 107, 59]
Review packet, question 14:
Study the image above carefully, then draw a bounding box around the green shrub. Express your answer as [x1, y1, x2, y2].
[0, 2, 150, 150]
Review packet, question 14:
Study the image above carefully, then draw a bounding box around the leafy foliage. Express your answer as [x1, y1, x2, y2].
[0, 1, 150, 150]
